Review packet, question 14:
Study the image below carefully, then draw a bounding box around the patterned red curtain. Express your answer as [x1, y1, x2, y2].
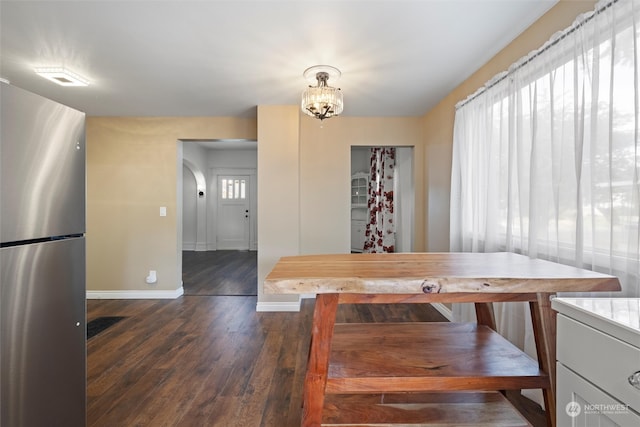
[363, 147, 395, 253]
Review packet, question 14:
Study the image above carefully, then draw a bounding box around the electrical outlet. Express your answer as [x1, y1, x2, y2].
[146, 270, 157, 284]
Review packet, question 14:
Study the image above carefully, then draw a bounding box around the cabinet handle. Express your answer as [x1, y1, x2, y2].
[629, 371, 640, 390]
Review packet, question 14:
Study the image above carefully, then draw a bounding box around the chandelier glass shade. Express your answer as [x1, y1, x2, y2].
[301, 66, 343, 120]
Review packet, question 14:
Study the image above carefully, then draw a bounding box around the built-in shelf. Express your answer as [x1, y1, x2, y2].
[351, 172, 369, 252]
[351, 172, 368, 207]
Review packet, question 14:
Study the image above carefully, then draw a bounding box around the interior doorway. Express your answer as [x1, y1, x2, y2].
[182, 160, 207, 251]
[350, 146, 414, 253]
[182, 250, 257, 296]
[179, 139, 258, 296]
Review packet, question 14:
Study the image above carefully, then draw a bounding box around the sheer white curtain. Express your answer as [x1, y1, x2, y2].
[451, 0, 640, 403]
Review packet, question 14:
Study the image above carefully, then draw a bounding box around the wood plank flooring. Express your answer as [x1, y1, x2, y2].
[87, 252, 546, 426]
[87, 298, 452, 426]
[182, 250, 257, 296]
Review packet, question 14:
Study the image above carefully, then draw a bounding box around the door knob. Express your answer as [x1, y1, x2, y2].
[629, 371, 640, 390]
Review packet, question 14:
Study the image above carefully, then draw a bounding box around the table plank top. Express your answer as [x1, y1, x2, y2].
[264, 252, 621, 295]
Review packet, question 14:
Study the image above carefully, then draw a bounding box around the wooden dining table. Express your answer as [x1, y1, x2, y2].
[264, 252, 621, 427]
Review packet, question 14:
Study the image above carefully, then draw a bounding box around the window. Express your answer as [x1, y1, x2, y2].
[221, 178, 246, 200]
[452, 0, 639, 296]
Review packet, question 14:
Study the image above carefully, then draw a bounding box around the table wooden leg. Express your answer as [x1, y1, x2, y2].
[475, 302, 497, 331]
[530, 293, 557, 427]
[302, 293, 339, 427]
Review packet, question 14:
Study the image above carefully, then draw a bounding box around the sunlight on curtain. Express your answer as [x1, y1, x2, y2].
[363, 147, 396, 253]
[451, 0, 640, 405]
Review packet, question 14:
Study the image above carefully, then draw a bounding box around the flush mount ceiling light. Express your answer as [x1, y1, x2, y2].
[301, 65, 343, 121]
[34, 67, 89, 87]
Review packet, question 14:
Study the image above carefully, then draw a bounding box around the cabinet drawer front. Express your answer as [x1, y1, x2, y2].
[557, 363, 640, 426]
[558, 315, 640, 412]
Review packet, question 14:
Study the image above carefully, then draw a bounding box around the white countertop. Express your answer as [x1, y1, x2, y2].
[552, 297, 640, 348]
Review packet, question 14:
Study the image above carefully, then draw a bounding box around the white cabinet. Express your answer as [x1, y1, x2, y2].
[351, 173, 369, 252]
[350, 220, 367, 253]
[351, 173, 368, 207]
[553, 298, 640, 426]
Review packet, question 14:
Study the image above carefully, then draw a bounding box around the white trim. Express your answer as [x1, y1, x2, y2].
[301, 293, 316, 299]
[256, 300, 301, 312]
[183, 238, 209, 251]
[431, 302, 454, 321]
[87, 286, 184, 300]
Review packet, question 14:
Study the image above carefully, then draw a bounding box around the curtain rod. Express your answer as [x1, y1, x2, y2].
[456, 0, 618, 110]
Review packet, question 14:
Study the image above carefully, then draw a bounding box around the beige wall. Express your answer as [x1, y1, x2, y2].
[299, 115, 425, 255]
[422, 0, 597, 251]
[86, 0, 596, 307]
[258, 109, 426, 308]
[87, 111, 425, 307]
[256, 105, 301, 308]
[86, 117, 256, 294]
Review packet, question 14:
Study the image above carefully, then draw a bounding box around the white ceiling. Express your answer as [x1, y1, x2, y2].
[0, 0, 558, 118]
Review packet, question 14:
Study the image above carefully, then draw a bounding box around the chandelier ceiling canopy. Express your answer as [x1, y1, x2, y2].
[301, 65, 343, 121]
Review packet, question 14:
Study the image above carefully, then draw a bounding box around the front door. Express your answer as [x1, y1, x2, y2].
[217, 175, 250, 250]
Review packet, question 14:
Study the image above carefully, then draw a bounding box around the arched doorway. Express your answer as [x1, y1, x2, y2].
[182, 158, 207, 250]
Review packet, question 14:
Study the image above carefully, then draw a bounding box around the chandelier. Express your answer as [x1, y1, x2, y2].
[301, 65, 343, 121]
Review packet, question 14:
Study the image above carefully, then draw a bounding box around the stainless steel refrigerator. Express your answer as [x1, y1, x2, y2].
[1, 82, 86, 426]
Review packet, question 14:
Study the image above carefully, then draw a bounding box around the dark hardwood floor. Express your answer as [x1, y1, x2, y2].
[87, 251, 545, 426]
[87, 298, 452, 426]
[182, 250, 257, 296]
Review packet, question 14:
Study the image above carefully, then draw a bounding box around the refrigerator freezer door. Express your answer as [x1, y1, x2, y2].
[0, 82, 85, 243]
[1, 238, 86, 427]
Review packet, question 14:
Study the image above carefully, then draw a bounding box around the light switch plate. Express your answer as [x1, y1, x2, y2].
[160, 206, 167, 217]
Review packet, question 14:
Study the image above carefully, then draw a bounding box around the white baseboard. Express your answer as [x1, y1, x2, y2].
[87, 286, 184, 300]
[256, 300, 301, 312]
[183, 242, 208, 251]
[431, 302, 453, 321]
